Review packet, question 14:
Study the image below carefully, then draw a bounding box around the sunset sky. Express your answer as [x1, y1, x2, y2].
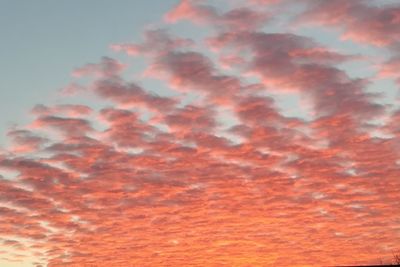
[0, 0, 399, 266]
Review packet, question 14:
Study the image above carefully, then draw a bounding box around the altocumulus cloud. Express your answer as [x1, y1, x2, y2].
[0, 0, 400, 266]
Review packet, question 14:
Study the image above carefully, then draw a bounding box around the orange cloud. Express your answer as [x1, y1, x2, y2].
[1, 1, 399, 266]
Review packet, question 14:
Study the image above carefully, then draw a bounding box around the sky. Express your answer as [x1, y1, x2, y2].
[0, 0, 399, 266]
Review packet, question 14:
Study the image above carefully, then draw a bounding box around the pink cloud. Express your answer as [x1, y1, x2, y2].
[165, 0, 270, 31]
[1, 1, 400, 266]
[165, 0, 218, 24]
[31, 116, 93, 137]
[6, 129, 48, 154]
[111, 29, 193, 56]
[377, 56, 400, 85]
[296, 0, 400, 47]
[31, 104, 93, 117]
[72, 57, 125, 78]
[93, 78, 177, 112]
